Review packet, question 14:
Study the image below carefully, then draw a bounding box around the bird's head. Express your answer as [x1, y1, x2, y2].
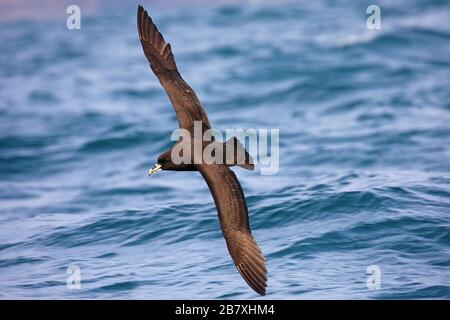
[148, 148, 196, 175]
[148, 150, 174, 175]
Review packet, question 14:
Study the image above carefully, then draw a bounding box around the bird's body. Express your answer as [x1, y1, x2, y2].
[137, 5, 267, 295]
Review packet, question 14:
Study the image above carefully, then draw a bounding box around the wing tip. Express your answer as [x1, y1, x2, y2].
[237, 263, 267, 296]
[137, 5, 177, 71]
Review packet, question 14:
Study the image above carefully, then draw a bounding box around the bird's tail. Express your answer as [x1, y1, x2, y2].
[225, 137, 254, 171]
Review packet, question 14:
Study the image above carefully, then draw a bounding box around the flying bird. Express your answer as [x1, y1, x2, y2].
[137, 5, 267, 295]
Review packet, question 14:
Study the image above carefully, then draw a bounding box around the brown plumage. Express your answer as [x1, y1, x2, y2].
[137, 5, 211, 131]
[196, 164, 267, 295]
[137, 5, 267, 295]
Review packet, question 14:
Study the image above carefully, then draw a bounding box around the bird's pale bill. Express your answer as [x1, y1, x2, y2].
[148, 164, 162, 175]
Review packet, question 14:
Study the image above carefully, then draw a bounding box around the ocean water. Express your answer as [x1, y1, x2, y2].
[1, 0, 450, 299]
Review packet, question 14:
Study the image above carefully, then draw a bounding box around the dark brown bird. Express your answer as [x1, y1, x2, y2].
[137, 5, 267, 296]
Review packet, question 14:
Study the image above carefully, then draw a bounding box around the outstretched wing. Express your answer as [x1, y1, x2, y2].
[196, 164, 267, 295]
[137, 5, 211, 131]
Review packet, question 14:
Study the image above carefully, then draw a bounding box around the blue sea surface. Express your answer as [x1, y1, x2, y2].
[0, 0, 449, 299]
